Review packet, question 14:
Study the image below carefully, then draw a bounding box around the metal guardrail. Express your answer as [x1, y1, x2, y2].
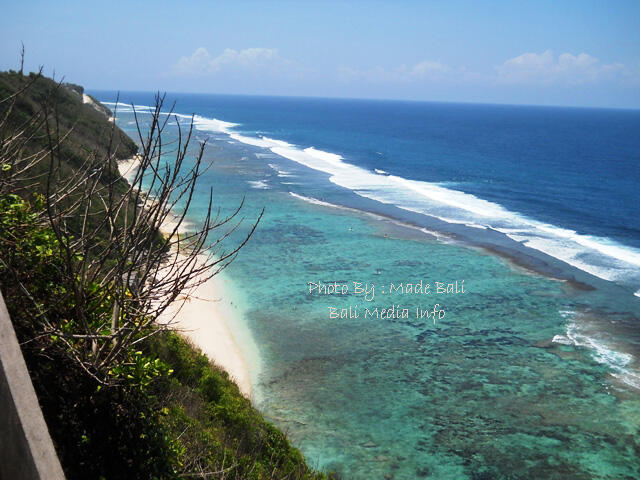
[0, 291, 66, 480]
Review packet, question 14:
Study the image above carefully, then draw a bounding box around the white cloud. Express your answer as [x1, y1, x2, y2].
[411, 60, 452, 78]
[174, 47, 287, 76]
[339, 60, 455, 83]
[495, 50, 628, 85]
[174, 47, 638, 95]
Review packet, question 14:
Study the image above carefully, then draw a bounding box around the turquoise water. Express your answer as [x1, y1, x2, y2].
[229, 193, 640, 479]
[103, 98, 640, 479]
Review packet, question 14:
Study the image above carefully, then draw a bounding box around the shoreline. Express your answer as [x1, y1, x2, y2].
[158, 252, 253, 399]
[117, 156, 254, 399]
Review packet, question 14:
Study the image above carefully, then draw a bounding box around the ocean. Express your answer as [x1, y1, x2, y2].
[95, 91, 640, 479]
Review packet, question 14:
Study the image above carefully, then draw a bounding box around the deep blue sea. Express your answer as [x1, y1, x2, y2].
[95, 91, 640, 479]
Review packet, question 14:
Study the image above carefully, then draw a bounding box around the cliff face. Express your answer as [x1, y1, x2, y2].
[0, 71, 136, 168]
[0, 71, 137, 209]
[81, 93, 113, 118]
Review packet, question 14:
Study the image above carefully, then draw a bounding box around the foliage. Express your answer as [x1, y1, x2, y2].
[148, 332, 331, 479]
[0, 193, 178, 479]
[0, 70, 136, 183]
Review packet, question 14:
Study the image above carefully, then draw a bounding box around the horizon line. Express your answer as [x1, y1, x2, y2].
[86, 88, 640, 113]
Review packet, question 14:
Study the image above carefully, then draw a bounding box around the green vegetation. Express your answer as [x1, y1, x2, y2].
[148, 332, 324, 479]
[0, 70, 136, 174]
[0, 70, 332, 479]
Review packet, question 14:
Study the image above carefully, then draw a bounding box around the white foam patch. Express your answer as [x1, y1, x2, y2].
[553, 312, 639, 390]
[268, 163, 294, 177]
[552, 334, 573, 345]
[566, 322, 632, 364]
[165, 112, 238, 134]
[102, 101, 155, 115]
[289, 192, 335, 208]
[247, 180, 269, 189]
[611, 371, 640, 390]
[375, 169, 389, 175]
[229, 133, 293, 149]
[101, 102, 238, 135]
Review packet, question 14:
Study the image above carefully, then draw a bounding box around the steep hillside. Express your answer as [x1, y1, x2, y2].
[0, 70, 136, 166]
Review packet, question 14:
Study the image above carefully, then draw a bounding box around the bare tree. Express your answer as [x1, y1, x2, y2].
[0, 66, 53, 197]
[3, 80, 262, 384]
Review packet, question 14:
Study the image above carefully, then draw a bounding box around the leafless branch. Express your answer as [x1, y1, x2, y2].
[35, 92, 262, 384]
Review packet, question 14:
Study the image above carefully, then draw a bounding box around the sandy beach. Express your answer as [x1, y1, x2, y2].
[117, 157, 253, 399]
[116, 154, 141, 183]
[158, 253, 253, 399]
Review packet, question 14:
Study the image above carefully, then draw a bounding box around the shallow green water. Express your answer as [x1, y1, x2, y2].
[222, 189, 640, 479]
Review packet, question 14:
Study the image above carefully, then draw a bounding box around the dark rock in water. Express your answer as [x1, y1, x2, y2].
[393, 259, 422, 267]
[534, 338, 554, 348]
[416, 466, 431, 477]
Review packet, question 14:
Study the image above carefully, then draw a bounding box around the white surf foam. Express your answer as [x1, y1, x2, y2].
[565, 322, 633, 368]
[551, 334, 573, 345]
[611, 371, 640, 390]
[289, 192, 452, 242]
[105, 101, 640, 289]
[266, 142, 640, 287]
[191, 115, 238, 134]
[247, 180, 269, 190]
[102, 102, 238, 135]
[268, 163, 294, 177]
[102, 102, 154, 115]
[289, 192, 336, 208]
[553, 312, 639, 390]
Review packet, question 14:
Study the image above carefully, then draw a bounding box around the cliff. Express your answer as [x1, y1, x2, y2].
[0, 72, 136, 163]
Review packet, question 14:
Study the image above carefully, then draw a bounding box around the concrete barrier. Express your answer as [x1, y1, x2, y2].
[0, 292, 66, 480]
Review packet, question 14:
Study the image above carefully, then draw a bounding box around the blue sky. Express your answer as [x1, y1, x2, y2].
[1, 0, 639, 108]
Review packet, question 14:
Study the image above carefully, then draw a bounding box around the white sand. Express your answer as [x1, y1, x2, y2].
[117, 155, 142, 183]
[117, 156, 254, 399]
[158, 253, 253, 399]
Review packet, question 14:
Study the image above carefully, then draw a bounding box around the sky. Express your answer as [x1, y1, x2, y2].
[1, 0, 639, 108]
